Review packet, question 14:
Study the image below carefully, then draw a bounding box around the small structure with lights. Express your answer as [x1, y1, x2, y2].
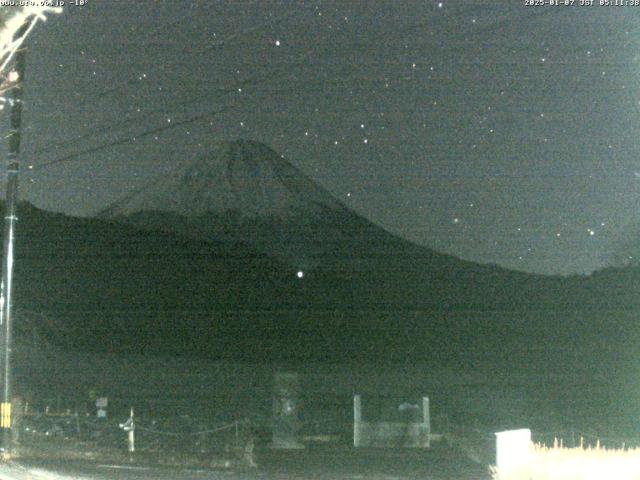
[353, 394, 431, 448]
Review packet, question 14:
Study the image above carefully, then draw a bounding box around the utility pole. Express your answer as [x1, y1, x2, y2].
[0, 21, 28, 455]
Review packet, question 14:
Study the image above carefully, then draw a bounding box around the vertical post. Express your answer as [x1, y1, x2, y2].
[422, 396, 430, 448]
[0, 21, 28, 455]
[127, 408, 135, 453]
[11, 396, 21, 446]
[353, 394, 361, 447]
[74, 409, 81, 439]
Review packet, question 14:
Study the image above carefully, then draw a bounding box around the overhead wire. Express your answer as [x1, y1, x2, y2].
[58, 5, 307, 116]
[31, 77, 258, 156]
[28, 5, 570, 174]
[34, 106, 230, 170]
[26, 6, 313, 165]
[29, 57, 308, 170]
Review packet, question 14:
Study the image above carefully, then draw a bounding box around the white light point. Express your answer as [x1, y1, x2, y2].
[275, 40, 281, 46]
[296, 271, 304, 279]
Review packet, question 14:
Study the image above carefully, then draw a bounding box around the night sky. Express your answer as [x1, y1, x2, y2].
[6, 1, 640, 275]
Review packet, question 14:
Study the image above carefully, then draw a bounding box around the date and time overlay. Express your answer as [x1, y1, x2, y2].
[0, 1, 637, 11]
[526, 0, 640, 6]
[0, 1, 86, 7]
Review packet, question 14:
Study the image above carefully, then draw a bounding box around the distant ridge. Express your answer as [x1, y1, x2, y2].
[0, 200, 633, 373]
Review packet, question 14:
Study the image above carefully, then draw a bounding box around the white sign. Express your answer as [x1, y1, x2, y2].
[495, 428, 531, 475]
[96, 397, 108, 408]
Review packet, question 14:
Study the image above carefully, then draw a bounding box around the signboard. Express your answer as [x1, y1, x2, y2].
[96, 397, 108, 418]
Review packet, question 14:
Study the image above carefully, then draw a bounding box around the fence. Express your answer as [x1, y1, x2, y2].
[15, 392, 437, 454]
[17, 404, 252, 449]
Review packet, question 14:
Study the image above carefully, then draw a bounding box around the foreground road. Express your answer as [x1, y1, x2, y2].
[0, 459, 260, 480]
[0, 445, 491, 480]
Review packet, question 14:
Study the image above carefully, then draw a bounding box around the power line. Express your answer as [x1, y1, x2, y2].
[33, 106, 230, 170]
[28, 6, 579, 171]
[52, 7, 310, 115]
[22, 7, 313, 164]
[32, 85, 235, 156]
[26, 62, 293, 162]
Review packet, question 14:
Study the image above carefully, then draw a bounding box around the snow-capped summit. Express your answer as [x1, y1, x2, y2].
[100, 139, 466, 274]
[101, 139, 344, 219]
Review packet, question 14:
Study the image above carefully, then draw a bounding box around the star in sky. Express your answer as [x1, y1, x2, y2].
[11, 1, 640, 275]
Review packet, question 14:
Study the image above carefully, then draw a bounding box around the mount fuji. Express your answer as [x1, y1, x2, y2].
[99, 139, 470, 275]
[102, 140, 345, 220]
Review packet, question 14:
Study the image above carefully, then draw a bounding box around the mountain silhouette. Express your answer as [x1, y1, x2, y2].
[99, 140, 521, 278]
[0, 142, 636, 371]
